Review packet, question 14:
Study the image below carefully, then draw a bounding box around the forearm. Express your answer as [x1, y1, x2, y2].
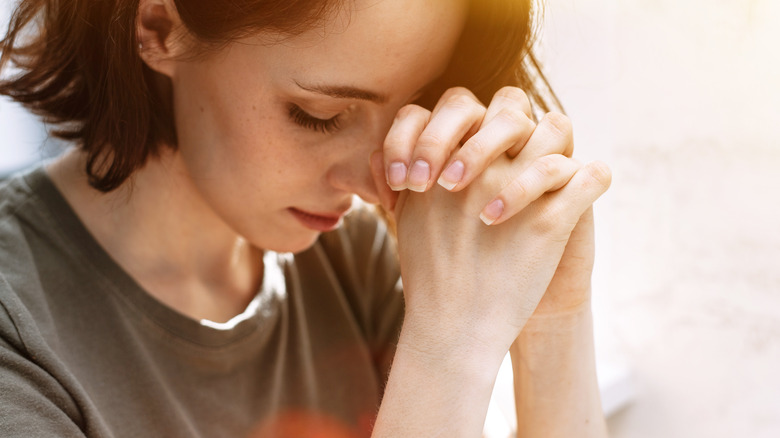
[511, 303, 607, 437]
[372, 322, 506, 437]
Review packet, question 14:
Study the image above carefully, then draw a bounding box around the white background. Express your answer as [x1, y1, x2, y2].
[539, 0, 780, 436]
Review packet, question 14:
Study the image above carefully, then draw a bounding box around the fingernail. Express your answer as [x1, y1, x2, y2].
[388, 162, 407, 190]
[407, 160, 430, 192]
[437, 160, 465, 191]
[480, 198, 504, 225]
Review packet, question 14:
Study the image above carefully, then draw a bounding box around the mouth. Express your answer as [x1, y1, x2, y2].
[288, 207, 350, 232]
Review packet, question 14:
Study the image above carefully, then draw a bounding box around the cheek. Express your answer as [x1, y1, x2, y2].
[172, 74, 268, 176]
[169, 62, 337, 204]
[172, 72, 259, 170]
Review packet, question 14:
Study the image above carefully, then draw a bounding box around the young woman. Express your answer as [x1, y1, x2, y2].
[0, 0, 611, 436]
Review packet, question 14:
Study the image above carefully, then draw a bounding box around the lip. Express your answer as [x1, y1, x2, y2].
[288, 207, 350, 232]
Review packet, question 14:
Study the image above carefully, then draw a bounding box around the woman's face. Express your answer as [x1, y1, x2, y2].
[167, 0, 467, 253]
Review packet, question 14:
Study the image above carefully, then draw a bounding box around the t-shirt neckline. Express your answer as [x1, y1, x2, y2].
[22, 166, 286, 348]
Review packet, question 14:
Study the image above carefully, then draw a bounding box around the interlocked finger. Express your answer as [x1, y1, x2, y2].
[404, 88, 485, 192]
[546, 160, 612, 217]
[507, 111, 574, 160]
[481, 86, 533, 126]
[479, 154, 581, 226]
[436, 87, 535, 192]
[437, 105, 535, 191]
[503, 160, 611, 235]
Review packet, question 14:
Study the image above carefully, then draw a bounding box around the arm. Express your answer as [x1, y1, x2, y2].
[374, 323, 505, 437]
[0, 291, 86, 437]
[512, 208, 607, 437]
[0, 344, 87, 438]
[370, 87, 611, 437]
[371, 179, 607, 438]
[511, 305, 607, 437]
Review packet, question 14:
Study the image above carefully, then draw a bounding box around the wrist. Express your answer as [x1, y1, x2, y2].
[396, 316, 508, 378]
[525, 297, 593, 327]
[375, 324, 506, 437]
[512, 303, 596, 368]
[510, 303, 607, 437]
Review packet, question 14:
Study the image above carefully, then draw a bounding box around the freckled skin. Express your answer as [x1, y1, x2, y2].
[167, 0, 466, 254]
[44, 1, 609, 433]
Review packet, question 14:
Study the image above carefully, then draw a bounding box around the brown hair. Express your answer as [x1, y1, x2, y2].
[0, 0, 559, 192]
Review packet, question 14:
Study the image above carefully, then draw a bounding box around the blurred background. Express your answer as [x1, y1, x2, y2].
[0, 1, 60, 177]
[538, 0, 780, 437]
[2, 0, 779, 437]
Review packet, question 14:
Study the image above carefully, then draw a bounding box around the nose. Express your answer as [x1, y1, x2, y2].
[326, 131, 383, 205]
[326, 154, 381, 205]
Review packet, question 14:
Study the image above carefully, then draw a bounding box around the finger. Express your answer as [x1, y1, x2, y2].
[371, 150, 398, 212]
[406, 87, 485, 192]
[479, 154, 581, 226]
[383, 104, 431, 191]
[437, 87, 534, 192]
[551, 160, 612, 214]
[437, 105, 535, 192]
[482, 86, 532, 125]
[508, 111, 574, 159]
[429, 87, 484, 122]
[511, 161, 611, 234]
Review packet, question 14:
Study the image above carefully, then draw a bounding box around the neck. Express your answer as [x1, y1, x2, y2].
[47, 148, 264, 323]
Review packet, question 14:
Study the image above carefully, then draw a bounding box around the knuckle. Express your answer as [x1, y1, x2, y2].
[444, 91, 480, 111]
[583, 161, 613, 191]
[494, 86, 530, 105]
[530, 205, 561, 235]
[395, 104, 429, 121]
[533, 154, 561, 178]
[462, 134, 489, 158]
[416, 131, 446, 151]
[531, 200, 573, 236]
[495, 106, 530, 127]
[442, 86, 473, 100]
[543, 111, 573, 140]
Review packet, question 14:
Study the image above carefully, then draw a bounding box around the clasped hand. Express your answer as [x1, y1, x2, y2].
[369, 86, 611, 359]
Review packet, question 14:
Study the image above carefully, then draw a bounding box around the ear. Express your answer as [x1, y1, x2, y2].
[137, 0, 185, 77]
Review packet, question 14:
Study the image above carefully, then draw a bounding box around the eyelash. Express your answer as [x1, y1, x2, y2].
[287, 104, 342, 134]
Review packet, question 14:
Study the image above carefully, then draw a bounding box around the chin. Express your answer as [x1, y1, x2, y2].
[257, 231, 322, 255]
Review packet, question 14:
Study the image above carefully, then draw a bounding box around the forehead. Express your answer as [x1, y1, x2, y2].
[252, 0, 468, 97]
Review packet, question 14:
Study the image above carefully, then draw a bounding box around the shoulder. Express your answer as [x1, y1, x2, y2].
[0, 166, 60, 251]
[0, 272, 86, 437]
[0, 167, 76, 349]
[0, 169, 48, 294]
[0, 168, 42, 231]
[0, 167, 58, 288]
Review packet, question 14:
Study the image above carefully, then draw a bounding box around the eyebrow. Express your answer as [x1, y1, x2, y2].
[294, 80, 388, 104]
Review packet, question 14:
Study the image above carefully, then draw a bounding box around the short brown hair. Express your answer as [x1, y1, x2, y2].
[0, 0, 559, 192]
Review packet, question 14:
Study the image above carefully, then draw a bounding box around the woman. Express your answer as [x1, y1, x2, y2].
[0, 0, 611, 436]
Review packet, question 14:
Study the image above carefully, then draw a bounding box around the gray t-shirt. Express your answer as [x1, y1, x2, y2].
[0, 167, 404, 437]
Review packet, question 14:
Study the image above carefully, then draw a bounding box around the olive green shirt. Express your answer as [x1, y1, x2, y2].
[0, 167, 404, 437]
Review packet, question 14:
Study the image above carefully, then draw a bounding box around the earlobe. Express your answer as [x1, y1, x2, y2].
[137, 0, 182, 77]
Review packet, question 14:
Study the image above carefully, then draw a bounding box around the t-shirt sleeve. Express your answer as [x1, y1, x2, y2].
[0, 277, 86, 437]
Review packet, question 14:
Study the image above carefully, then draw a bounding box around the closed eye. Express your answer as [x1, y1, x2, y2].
[287, 103, 342, 134]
